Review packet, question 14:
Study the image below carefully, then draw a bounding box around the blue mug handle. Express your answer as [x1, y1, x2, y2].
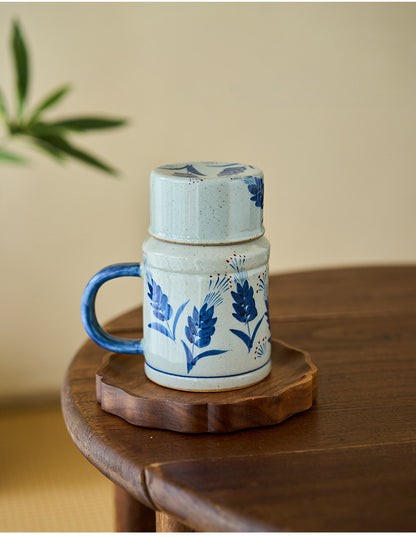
[81, 263, 144, 354]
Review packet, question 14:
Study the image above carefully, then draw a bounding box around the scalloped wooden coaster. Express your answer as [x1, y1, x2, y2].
[96, 338, 317, 434]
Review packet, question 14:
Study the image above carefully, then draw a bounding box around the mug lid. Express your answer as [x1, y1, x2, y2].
[149, 161, 264, 245]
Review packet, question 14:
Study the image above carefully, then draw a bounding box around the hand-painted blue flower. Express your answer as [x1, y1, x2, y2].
[185, 303, 217, 349]
[231, 280, 258, 324]
[217, 166, 247, 177]
[159, 164, 206, 177]
[265, 298, 270, 330]
[147, 279, 172, 322]
[244, 176, 264, 208]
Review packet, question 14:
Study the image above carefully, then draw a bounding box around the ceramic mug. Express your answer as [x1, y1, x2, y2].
[81, 162, 271, 391]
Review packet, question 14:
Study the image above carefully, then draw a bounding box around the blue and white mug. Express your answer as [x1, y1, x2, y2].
[81, 162, 271, 391]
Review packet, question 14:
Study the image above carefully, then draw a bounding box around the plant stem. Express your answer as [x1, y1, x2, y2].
[246, 320, 251, 339]
[166, 320, 174, 341]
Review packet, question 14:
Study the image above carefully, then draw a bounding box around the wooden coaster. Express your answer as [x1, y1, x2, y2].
[96, 338, 317, 434]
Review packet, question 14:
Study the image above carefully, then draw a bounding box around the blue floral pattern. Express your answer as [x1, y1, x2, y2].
[157, 163, 264, 209]
[258, 274, 270, 331]
[255, 338, 269, 360]
[181, 276, 228, 373]
[243, 176, 264, 208]
[146, 261, 269, 374]
[232, 280, 258, 324]
[185, 303, 216, 349]
[158, 162, 257, 179]
[147, 274, 188, 341]
[159, 163, 206, 178]
[228, 257, 264, 352]
[148, 278, 172, 321]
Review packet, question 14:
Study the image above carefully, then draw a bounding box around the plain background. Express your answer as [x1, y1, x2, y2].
[1, 2, 415, 401]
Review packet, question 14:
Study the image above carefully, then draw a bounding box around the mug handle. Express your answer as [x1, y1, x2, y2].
[81, 263, 144, 354]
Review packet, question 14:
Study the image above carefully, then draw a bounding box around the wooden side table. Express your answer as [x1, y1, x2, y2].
[62, 266, 416, 531]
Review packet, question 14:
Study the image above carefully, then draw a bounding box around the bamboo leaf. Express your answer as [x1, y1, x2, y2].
[0, 147, 28, 164]
[27, 131, 118, 175]
[11, 20, 30, 117]
[27, 121, 67, 137]
[29, 138, 67, 163]
[49, 117, 128, 132]
[29, 84, 72, 125]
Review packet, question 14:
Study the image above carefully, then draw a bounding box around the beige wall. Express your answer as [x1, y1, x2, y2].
[1, 3, 415, 400]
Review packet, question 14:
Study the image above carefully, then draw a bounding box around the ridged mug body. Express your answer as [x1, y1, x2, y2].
[142, 235, 271, 391]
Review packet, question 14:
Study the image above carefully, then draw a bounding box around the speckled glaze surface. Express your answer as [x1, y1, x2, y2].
[142, 236, 271, 391]
[149, 162, 264, 244]
[81, 161, 271, 391]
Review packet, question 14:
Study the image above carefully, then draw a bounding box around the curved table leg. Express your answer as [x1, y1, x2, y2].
[114, 485, 156, 532]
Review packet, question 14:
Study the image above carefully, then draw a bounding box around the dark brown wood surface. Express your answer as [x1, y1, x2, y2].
[96, 339, 317, 433]
[155, 512, 193, 533]
[114, 485, 155, 532]
[62, 265, 416, 531]
[147, 442, 416, 532]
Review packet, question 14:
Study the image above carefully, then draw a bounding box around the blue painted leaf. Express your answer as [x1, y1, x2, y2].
[231, 290, 240, 302]
[218, 166, 246, 176]
[148, 278, 173, 321]
[185, 164, 205, 176]
[232, 303, 246, 317]
[194, 349, 228, 361]
[172, 299, 189, 340]
[148, 322, 172, 339]
[194, 336, 211, 348]
[159, 164, 206, 177]
[249, 314, 265, 349]
[242, 280, 250, 294]
[205, 163, 240, 167]
[147, 280, 153, 300]
[201, 325, 216, 338]
[184, 302, 217, 349]
[265, 299, 270, 329]
[244, 176, 264, 208]
[200, 317, 216, 329]
[231, 281, 257, 324]
[185, 324, 195, 344]
[230, 328, 252, 352]
[181, 340, 195, 373]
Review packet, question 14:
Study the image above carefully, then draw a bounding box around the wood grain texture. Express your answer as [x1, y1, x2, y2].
[61, 266, 416, 531]
[114, 485, 155, 532]
[146, 442, 416, 532]
[155, 512, 193, 532]
[96, 339, 317, 433]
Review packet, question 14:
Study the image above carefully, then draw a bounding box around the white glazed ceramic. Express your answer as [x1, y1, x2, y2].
[149, 162, 264, 244]
[81, 161, 271, 391]
[142, 235, 271, 390]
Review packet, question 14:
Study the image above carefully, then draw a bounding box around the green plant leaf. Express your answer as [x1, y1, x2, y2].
[27, 130, 118, 175]
[26, 121, 66, 137]
[0, 88, 10, 125]
[0, 147, 28, 164]
[29, 138, 67, 163]
[49, 117, 128, 132]
[11, 20, 30, 118]
[28, 84, 72, 125]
